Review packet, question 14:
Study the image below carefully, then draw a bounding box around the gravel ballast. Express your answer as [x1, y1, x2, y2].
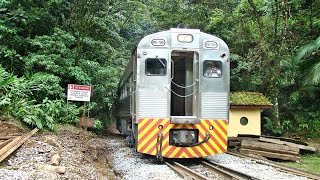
[0, 122, 312, 180]
[107, 135, 309, 180]
[106, 138, 182, 180]
[208, 154, 309, 180]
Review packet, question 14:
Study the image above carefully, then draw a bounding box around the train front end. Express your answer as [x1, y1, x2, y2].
[135, 28, 230, 158]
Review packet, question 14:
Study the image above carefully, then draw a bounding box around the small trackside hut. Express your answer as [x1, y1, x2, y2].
[116, 26, 230, 159]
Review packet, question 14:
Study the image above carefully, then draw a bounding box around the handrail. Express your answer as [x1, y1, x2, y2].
[171, 59, 174, 80]
[171, 80, 197, 89]
[170, 89, 197, 98]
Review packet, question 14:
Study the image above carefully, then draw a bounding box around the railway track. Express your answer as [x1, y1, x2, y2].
[227, 151, 320, 180]
[166, 159, 259, 180]
[165, 161, 208, 180]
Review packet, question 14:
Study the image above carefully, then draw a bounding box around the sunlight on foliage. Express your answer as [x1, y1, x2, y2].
[0, 0, 319, 135]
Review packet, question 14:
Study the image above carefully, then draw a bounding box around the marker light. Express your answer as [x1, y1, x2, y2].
[177, 34, 193, 43]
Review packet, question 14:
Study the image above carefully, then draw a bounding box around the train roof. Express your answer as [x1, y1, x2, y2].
[137, 28, 228, 50]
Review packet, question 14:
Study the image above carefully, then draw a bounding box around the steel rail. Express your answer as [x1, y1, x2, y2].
[227, 151, 320, 180]
[165, 161, 209, 180]
[166, 159, 260, 180]
[201, 160, 260, 180]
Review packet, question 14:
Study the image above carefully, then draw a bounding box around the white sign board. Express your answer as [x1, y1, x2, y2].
[67, 84, 92, 102]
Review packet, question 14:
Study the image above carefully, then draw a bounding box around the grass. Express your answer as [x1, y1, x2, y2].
[0, 161, 5, 168]
[280, 153, 320, 174]
[279, 136, 320, 174]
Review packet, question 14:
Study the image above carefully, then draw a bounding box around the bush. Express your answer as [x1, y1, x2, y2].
[8, 98, 80, 130]
[0, 66, 80, 129]
[263, 117, 283, 136]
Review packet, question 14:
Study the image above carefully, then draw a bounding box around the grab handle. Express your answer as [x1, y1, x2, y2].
[171, 59, 174, 80]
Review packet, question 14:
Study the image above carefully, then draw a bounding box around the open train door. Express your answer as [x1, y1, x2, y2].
[170, 51, 199, 124]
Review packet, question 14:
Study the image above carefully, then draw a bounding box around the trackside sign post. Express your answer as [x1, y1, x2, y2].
[67, 84, 93, 129]
[67, 84, 92, 102]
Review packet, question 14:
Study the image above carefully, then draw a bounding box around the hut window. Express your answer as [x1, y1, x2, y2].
[240, 117, 248, 126]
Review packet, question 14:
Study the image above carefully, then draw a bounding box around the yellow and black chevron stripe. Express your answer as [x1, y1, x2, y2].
[137, 118, 228, 158]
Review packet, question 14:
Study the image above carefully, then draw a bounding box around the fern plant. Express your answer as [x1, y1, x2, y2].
[296, 36, 320, 85]
[0, 65, 80, 129]
[0, 65, 16, 115]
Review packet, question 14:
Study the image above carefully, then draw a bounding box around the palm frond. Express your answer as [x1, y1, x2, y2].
[311, 62, 320, 85]
[296, 36, 320, 61]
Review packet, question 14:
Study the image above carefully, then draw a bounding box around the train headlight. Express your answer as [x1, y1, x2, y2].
[209, 125, 214, 130]
[177, 34, 193, 43]
[158, 125, 163, 130]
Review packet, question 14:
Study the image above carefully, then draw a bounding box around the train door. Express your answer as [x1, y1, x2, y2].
[170, 51, 199, 123]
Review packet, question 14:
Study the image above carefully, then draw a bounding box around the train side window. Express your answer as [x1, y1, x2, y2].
[145, 58, 167, 76]
[203, 60, 222, 78]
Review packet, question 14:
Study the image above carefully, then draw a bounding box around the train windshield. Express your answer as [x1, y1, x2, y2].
[203, 60, 222, 78]
[145, 58, 167, 76]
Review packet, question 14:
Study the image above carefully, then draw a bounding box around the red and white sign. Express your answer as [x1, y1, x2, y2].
[67, 84, 92, 102]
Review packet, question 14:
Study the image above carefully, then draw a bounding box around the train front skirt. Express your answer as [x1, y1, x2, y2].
[137, 118, 228, 158]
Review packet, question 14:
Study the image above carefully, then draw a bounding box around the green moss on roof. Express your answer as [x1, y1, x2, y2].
[230, 92, 272, 106]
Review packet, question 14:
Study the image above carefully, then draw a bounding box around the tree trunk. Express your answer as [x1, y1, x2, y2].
[281, 0, 288, 41]
[248, 0, 264, 40]
[75, 34, 82, 66]
[309, 0, 313, 30]
[274, 0, 279, 44]
[274, 97, 281, 127]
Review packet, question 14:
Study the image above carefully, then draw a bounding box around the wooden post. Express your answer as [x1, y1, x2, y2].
[82, 102, 87, 130]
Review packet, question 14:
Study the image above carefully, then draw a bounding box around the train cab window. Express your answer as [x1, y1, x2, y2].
[145, 58, 167, 76]
[203, 60, 222, 78]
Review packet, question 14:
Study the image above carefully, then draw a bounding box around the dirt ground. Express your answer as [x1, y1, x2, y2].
[0, 118, 123, 180]
[0, 120, 27, 136]
[1, 118, 319, 179]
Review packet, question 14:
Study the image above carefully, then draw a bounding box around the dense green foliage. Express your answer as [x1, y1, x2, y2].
[0, 65, 79, 129]
[0, 0, 131, 129]
[0, 0, 319, 136]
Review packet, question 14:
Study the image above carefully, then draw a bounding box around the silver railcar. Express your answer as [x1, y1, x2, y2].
[117, 27, 229, 159]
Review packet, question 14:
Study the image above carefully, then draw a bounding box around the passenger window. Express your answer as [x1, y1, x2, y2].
[145, 58, 167, 76]
[203, 60, 222, 78]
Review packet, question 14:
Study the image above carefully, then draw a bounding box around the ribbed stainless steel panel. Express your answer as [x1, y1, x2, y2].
[138, 91, 167, 117]
[201, 92, 228, 119]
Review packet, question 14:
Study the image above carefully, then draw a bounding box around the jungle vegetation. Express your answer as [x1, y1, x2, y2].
[0, 0, 319, 137]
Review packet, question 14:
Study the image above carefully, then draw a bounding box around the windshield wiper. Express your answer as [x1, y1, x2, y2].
[156, 57, 166, 67]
